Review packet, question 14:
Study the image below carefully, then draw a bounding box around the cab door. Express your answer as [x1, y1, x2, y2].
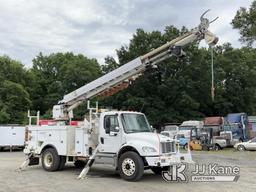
[99, 114, 122, 153]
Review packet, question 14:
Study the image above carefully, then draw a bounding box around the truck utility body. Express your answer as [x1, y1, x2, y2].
[27, 111, 179, 166]
[22, 11, 219, 181]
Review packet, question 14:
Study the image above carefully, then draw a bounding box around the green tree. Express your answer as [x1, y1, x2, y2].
[101, 27, 256, 128]
[100, 26, 204, 126]
[0, 56, 32, 124]
[213, 44, 256, 115]
[0, 81, 31, 123]
[31, 52, 102, 117]
[101, 56, 119, 74]
[231, 0, 256, 46]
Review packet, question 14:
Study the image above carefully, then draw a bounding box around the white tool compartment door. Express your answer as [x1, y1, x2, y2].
[75, 128, 85, 156]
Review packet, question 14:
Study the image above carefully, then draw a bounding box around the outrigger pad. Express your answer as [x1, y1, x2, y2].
[28, 156, 39, 166]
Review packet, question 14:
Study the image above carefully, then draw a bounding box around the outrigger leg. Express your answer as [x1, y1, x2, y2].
[17, 153, 39, 171]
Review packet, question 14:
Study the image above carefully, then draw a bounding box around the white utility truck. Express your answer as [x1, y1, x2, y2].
[21, 10, 219, 181]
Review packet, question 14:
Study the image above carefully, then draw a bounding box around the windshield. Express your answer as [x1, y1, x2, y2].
[121, 113, 151, 133]
[164, 125, 178, 131]
[223, 124, 240, 131]
[179, 126, 195, 131]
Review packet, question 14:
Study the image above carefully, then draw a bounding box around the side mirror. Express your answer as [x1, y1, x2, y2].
[109, 127, 120, 136]
[115, 126, 120, 132]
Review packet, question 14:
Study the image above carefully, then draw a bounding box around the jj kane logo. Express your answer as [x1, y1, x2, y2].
[162, 164, 240, 182]
[162, 164, 187, 182]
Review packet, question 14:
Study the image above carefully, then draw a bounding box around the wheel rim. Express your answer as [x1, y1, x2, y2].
[122, 158, 136, 176]
[44, 152, 53, 168]
[238, 145, 244, 151]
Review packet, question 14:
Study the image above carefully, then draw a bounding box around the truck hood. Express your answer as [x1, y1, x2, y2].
[124, 132, 174, 156]
[125, 132, 172, 143]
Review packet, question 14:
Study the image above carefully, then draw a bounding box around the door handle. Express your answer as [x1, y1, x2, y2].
[100, 137, 104, 144]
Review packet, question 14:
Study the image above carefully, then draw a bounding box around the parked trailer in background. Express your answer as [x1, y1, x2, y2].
[248, 116, 256, 138]
[0, 125, 26, 151]
[223, 113, 249, 142]
[203, 116, 224, 136]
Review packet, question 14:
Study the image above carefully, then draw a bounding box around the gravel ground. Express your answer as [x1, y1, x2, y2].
[0, 149, 256, 192]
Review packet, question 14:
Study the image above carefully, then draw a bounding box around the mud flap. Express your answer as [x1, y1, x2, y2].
[28, 156, 39, 166]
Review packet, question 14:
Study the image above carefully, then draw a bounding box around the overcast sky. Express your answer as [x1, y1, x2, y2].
[0, 0, 253, 67]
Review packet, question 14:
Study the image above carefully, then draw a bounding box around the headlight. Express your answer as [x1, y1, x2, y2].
[142, 146, 157, 153]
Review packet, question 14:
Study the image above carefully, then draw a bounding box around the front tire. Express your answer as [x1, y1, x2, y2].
[202, 145, 209, 151]
[118, 151, 144, 181]
[214, 144, 221, 151]
[42, 148, 60, 172]
[237, 145, 245, 151]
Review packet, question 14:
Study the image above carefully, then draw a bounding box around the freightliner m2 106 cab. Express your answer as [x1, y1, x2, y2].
[21, 10, 219, 181]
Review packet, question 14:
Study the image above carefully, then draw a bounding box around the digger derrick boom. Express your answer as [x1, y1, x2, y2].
[53, 10, 219, 120]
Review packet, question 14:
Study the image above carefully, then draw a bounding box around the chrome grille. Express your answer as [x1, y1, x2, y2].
[161, 141, 175, 153]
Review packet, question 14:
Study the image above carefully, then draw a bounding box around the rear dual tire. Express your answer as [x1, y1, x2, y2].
[42, 148, 66, 171]
[59, 156, 66, 170]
